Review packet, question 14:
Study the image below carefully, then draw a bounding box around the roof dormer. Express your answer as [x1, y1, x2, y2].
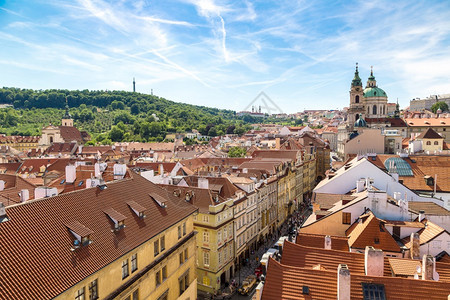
[127, 201, 146, 219]
[104, 208, 127, 232]
[65, 220, 94, 251]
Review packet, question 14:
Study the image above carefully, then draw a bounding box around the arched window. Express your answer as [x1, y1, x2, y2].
[434, 141, 439, 145]
[49, 136, 54, 144]
[355, 95, 360, 103]
[373, 105, 377, 115]
[426, 141, 431, 145]
[356, 114, 359, 121]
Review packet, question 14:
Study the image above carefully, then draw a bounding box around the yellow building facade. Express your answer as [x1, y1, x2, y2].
[55, 217, 198, 300]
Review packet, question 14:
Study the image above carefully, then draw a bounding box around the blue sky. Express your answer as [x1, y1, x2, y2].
[1, 0, 450, 113]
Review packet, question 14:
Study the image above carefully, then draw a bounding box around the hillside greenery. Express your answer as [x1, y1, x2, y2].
[0, 87, 268, 144]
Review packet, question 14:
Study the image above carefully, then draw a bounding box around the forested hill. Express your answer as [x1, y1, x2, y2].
[0, 87, 261, 144]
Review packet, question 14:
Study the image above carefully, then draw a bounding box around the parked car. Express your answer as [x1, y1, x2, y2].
[238, 275, 257, 295]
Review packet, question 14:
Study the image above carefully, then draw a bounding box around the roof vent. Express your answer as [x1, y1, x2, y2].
[302, 286, 310, 295]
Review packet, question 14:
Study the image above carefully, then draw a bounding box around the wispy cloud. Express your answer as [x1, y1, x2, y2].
[0, 0, 449, 111]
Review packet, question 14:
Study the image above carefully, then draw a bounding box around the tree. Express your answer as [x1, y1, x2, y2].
[109, 126, 124, 142]
[130, 103, 140, 115]
[228, 147, 246, 157]
[207, 126, 217, 137]
[431, 101, 449, 113]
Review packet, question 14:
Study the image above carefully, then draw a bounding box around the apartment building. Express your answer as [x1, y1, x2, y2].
[0, 173, 198, 300]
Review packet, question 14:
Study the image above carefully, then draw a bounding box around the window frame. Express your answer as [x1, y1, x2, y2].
[88, 279, 98, 300]
[122, 259, 129, 279]
[154, 239, 160, 256]
[131, 254, 138, 273]
[75, 287, 85, 300]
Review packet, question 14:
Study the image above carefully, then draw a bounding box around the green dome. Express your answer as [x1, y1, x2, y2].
[354, 115, 367, 127]
[363, 87, 387, 98]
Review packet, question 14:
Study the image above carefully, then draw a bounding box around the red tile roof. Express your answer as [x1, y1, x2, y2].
[59, 126, 85, 142]
[346, 212, 401, 253]
[416, 127, 444, 139]
[262, 258, 450, 300]
[0, 173, 196, 300]
[295, 232, 349, 251]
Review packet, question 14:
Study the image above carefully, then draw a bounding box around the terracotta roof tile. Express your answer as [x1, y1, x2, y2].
[402, 220, 446, 247]
[416, 128, 444, 139]
[346, 212, 401, 252]
[0, 173, 196, 300]
[262, 258, 450, 300]
[408, 201, 450, 216]
[295, 232, 349, 251]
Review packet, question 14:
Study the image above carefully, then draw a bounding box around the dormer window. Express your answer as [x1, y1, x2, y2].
[127, 201, 146, 218]
[66, 221, 94, 250]
[104, 208, 127, 231]
[150, 193, 167, 208]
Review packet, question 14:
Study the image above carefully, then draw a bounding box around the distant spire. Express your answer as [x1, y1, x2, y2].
[351, 62, 362, 87]
[63, 97, 71, 119]
[133, 77, 136, 93]
[370, 65, 373, 76]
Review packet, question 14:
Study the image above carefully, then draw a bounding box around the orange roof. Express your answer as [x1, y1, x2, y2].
[402, 220, 446, 248]
[0, 173, 196, 300]
[388, 258, 421, 276]
[295, 232, 349, 251]
[405, 118, 450, 127]
[280, 241, 391, 276]
[346, 212, 401, 252]
[262, 258, 450, 300]
[416, 128, 444, 139]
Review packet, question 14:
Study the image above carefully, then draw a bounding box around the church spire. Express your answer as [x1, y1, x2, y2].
[367, 65, 377, 87]
[351, 62, 362, 87]
[63, 97, 71, 119]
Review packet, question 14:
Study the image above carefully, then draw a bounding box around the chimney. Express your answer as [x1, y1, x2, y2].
[158, 164, 164, 175]
[65, 164, 76, 184]
[94, 163, 101, 178]
[422, 254, 434, 280]
[34, 187, 58, 199]
[364, 246, 384, 276]
[410, 232, 420, 259]
[324, 235, 332, 250]
[0, 180, 4, 191]
[356, 179, 365, 193]
[113, 163, 126, 180]
[275, 138, 280, 150]
[20, 189, 30, 202]
[78, 145, 83, 154]
[198, 177, 209, 189]
[337, 264, 351, 300]
[418, 210, 425, 222]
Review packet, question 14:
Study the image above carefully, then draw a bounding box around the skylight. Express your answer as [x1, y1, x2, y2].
[384, 157, 413, 176]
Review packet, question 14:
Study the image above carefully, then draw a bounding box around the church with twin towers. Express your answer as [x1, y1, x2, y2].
[347, 63, 393, 126]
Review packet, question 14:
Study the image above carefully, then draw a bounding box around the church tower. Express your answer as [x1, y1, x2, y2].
[61, 98, 73, 127]
[347, 63, 365, 126]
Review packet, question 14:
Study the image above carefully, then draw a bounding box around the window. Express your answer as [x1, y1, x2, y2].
[426, 141, 431, 145]
[122, 259, 129, 279]
[162, 266, 167, 281]
[223, 227, 227, 239]
[218, 250, 222, 264]
[361, 282, 386, 300]
[184, 248, 188, 261]
[154, 240, 159, 256]
[203, 231, 209, 243]
[182, 222, 186, 236]
[218, 231, 222, 243]
[203, 252, 210, 266]
[342, 212, 351, 225]
[203, 215, 209, 222]
[88, 279, 98, 300]
[75, 287, 85, 300]
[132, 289, 139, 300]
[131, 254, 137, 272]
[178, 225, 182, 239]
[374, 238, 380, 244]
[180, 252, 184, 265]
[179, 271, 190, 296]
[434, 141, 439, 145]
[157, 289, 169, 300]
[160, 236, 165, 251]
[156, 270, 161, 286]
